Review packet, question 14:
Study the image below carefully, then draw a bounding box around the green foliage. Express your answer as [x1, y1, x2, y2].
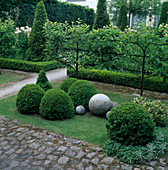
[44, 21, 66, 61]
[117, 3, 128, 31]
[45, 1, 94, 27]
[93, 0, 110, 29]
[36, 70, 52, 91]
[108, 0, 161, 24]
[0, 58, 64, 72]
[60, 78, 77, 93]
[44, 20, 90, 77]
[39, 88, 74, 120]
[68, 68, 168, 93]
[158, 1, 168, 27]
[134, 97, 168, 127]
[85, 25, 122, 70]
[0, 19, 16, 59]
[103, 129, 168, 164]
[0, 0, 94, 28]
[106, 103, 155, 146]
[68, 80, 97, 109]
[15, 26, 30, 60]
[16, 84, 44, 114]
[84, 24, 168, 95]
[26, 1, 48, 62]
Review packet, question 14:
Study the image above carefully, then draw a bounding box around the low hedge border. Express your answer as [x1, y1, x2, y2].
[67, 68, 168, 93]
[0, 58, 64, 72]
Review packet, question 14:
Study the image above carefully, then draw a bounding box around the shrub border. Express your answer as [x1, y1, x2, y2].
[67, 68, 168, 93]
[0, 58, 64, 72]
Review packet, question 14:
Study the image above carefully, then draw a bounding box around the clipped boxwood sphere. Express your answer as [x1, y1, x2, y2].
[106, 103, 155, 146]
[40, 89, 74, 120]
[60, 78, 77, 93]
[68, 80, 97, 109]
[16, 84, 45, 114]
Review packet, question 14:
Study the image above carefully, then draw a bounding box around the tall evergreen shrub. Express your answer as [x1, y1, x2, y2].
[117, 3, 128, 31]
[26, 1, 48, 62]
[93, 0, 110, 29]
[158, 1, 168, 27]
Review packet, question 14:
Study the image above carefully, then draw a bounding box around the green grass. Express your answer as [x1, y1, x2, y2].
[0, 95, 108, 145]
[0, 72, 25, 86]
[0, 81, 135, 146]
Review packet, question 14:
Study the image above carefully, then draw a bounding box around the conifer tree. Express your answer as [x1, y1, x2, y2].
[158, 1, 168, 27]
[36, 70, 52, 91]
[117, 3, 128, 31]
[26, 1, 48, 62]
[93, 0, 110, 29]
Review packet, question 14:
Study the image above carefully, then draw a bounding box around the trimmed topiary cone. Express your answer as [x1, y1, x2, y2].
[158, 1, 168, 27]
[93, 0, 110, 29]
[117, 3, 128, 31]
[26, 1, 48, 62]
[36, 70, 52, 91]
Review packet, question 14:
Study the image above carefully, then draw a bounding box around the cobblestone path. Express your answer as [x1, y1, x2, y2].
[0, 116, 167, 170]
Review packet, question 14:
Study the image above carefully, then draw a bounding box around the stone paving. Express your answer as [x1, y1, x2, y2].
[0, 115, 168, 170]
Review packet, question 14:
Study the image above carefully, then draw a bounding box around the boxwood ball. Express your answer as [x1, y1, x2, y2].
[89, 94, 112, 117]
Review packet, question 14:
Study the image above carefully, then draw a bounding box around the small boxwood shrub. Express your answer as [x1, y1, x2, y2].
[16, 84, 45, 114]
[40, 89, 74, 120]
[134, 97, 168, 127]
[60, 78, 77, 93]
[36, 70, 52, 91]
[67, 68, 168, 93]
[68, 80, 97, 109]
[0, 58, 64, 72]
[106, 103, 155, 146]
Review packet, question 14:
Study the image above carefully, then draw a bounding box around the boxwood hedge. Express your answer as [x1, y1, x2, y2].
[0, 58, 64, 72]
[67, 68, 168, 93]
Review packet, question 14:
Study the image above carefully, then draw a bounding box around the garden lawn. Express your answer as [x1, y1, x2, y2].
[0, 81, 135, 146]
[0, 71, 25, 86]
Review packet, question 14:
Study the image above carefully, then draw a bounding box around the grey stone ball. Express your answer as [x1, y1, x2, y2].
[106, 111, 111, 119]
[110, 101, 118, 110]
[75, 105, 85, 115]
[89, 94, 112, 117]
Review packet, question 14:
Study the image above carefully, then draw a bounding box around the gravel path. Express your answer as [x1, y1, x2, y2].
[0, 68, 67, 98]
[0, 116, 167, 170]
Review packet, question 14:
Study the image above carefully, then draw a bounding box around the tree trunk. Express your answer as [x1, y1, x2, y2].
[75, 42, 79, 78]
[140, 55, 146, 96]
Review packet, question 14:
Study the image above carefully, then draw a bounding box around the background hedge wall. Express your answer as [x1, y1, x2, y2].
[67, 68, 168, 93]
[0, 0, 94, 27]
[0, 58, 64, 72]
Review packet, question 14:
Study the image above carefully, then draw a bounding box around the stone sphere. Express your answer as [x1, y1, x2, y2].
[89, 94, 112, 116]
[75, 105, 85, 115]
[106, 111, 111, 119]
[110, 101, 118, 110]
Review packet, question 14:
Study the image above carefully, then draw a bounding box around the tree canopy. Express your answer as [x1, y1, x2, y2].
[109, 0, 161, 25]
